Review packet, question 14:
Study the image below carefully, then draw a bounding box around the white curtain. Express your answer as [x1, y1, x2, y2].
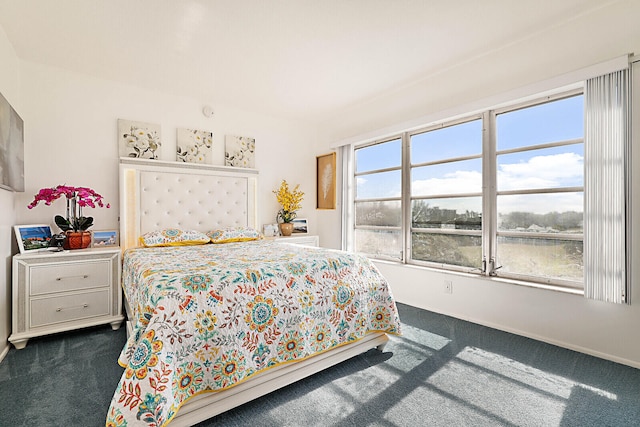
[584, 68, 631, 303]
[340, 144, 354, 251]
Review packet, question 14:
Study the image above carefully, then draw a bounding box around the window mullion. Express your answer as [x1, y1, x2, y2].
[402, 132, 411, 264]
[483, 111, 497, 276]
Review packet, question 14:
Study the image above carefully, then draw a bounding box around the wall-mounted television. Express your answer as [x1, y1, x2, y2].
[0, 90, 24, 192]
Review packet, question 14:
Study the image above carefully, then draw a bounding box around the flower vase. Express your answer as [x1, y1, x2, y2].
[279, 223, 294, 236]
[63, 231, 92, 250]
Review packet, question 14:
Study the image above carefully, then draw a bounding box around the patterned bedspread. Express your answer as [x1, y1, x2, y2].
[106, 240, 401, 427]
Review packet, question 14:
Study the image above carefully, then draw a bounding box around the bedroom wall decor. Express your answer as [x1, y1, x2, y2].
[0, 90, 25, 192]
[316, 152, 336, 209]
[176, 128, 213, 164]
[118, 119, 161, 159]
[225, 134, 255, 168]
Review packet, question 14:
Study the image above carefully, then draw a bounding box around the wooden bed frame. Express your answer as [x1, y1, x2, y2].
[118, 158, 389, 426]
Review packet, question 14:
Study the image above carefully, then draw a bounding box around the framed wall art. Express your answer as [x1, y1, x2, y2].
[225, 135, 255, 168]
[118, 119, 161, 159]
[0, 90, 24, 192]
[316, 152, 336, 210]
[176, 128, 213, 164]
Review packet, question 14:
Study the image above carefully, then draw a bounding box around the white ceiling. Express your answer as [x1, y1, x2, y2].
[0, 0, 621, 123]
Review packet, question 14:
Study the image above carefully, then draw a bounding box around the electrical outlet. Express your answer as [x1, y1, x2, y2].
[444, 280, 453, 294]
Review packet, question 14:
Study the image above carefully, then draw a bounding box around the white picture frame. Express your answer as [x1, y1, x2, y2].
[263, 223, 279, 237]
[292, 218, 308, 234]
[14, 224, 53, 253]
[92, 230, 119, 247]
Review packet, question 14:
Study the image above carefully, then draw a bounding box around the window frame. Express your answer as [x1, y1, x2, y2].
[349, 88, 585, 289]
[353, 136, 404, 262]
[490, 89, 584, 288]
[405, 114, 485, 274]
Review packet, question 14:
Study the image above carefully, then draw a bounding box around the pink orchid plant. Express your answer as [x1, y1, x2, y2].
[27, 185, 110, 232]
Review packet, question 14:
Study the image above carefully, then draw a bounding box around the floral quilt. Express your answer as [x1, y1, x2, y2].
[106, 240, 401, 427]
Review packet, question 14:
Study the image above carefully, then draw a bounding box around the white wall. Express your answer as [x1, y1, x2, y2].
[14, 61, 319, 240]
[1, 57, 319, 354]
[0, 24, 20, 362]
[317, 2, 640, 368]
[323, 1, 640, 145]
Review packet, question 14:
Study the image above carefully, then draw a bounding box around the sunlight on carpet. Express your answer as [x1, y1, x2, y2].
[456, 347, 618, 401]
[384, 344, 618, 427]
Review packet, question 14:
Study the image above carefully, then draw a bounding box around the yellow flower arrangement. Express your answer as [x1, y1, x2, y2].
[273, 179, 304, 223]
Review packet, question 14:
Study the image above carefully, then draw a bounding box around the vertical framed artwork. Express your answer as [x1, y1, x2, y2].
[176, 128, 213, 164]
[316, 152, 336, 209]
[0, 90, 25, 192]
[118, 119, 161, 159]
[225, 135, 255, 168]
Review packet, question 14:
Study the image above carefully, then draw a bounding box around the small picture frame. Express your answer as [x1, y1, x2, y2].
[263, 223, 279, 237]
[92, 230, 118, 247]
[292, 218, 308, 234]
[14, 224, 53, 254]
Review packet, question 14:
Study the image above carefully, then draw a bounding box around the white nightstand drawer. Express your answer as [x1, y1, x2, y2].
[30, 261, 110, 296]
[274, 235, 319, 247]
[30, 289, 110, 328]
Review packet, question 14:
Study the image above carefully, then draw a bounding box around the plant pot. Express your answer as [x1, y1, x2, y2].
[63, 231, 92, 250]
[279, 223, 294, 236]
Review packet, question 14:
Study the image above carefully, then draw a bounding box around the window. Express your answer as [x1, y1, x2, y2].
[494, 94, 584, 286]
[350, 90, 585, 288]
[354, 137, 403, 260]
[410, 118, 483, 270]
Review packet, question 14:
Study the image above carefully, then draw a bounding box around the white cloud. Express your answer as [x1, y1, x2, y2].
[498, 152, 583, 190]
[412, 170, 482, 196]
[410, 153, 583, 213]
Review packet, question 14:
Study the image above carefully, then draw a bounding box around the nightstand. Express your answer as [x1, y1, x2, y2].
[274, 235, 319, 247]
[9, 247, 124, 349]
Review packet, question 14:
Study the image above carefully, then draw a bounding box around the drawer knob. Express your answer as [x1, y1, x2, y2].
[55, 303, 89, 312]
[56, 274, 89, 281]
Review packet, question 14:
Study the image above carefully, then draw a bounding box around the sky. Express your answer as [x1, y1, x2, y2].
[355, 95, 584, 215]
[18, 225, 52, 240]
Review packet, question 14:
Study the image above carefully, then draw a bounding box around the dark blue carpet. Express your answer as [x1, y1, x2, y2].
[1, 303, 639, 426]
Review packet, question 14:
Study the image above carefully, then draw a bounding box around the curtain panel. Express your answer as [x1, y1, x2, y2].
[584, 68, 631, 304]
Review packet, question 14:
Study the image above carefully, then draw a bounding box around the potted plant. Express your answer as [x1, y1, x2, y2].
[273, 180, 304, 236]
[27, 185, 110, 249]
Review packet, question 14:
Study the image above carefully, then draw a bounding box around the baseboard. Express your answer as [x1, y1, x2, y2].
[476, 318, 640, 370]
[0, 342, 10, 364]
[411, 305, 640, 370]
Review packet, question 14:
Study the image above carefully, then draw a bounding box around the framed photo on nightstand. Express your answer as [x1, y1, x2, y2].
[14, 224, 53, 254]
[292, 218, 308, 234]
[263, 223, 279, 237]
[92, 230, 119, 247]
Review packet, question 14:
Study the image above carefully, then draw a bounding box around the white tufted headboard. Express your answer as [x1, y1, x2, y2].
[119, 158, 258, 251]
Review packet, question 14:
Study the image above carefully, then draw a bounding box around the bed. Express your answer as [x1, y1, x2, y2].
[107, 158, 401, 427]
